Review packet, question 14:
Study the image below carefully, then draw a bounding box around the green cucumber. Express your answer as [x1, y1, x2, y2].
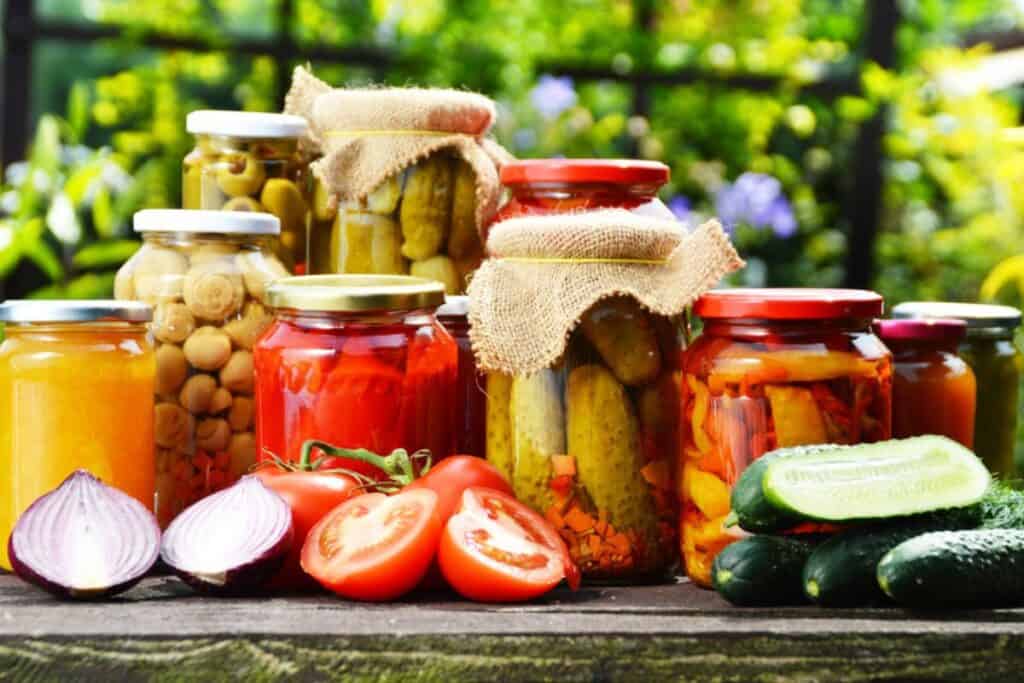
[712, 535, 819, 606]
[877, 529, 1024, 608]
[730, 444, 842, 533]
[803, 507, 982, 607]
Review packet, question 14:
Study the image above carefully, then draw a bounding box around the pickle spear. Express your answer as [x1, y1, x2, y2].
[399, 156, 452, 261]
[510, 370, 566, 513]
[485, 373, 514, 482]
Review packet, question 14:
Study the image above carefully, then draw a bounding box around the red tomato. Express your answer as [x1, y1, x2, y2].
[301, 489, 442, 601]
[405, 456, 513, 522]
[438, 487, 578, 602]
[255, 466, 363, 591]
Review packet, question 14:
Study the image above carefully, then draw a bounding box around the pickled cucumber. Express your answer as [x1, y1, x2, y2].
[370, 214, 406, 275]
[485, 373, 515, 482]
[340, 174, 403, 215]
[580, 297, 662, 386]
[447, 159, 480, 260]
[510, 370, 566, 512]
[329, 211, 379, 273]
[567, 364, 661, 553]
[410, 255, 460, 294]
[399, 155, 452, 261]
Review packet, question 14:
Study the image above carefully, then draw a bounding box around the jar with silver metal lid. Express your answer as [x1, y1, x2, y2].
[0, 300, 155, 569]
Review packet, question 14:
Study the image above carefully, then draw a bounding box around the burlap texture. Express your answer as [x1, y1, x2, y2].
[284, 66, 510, 231]
[468, 210, 744, 375]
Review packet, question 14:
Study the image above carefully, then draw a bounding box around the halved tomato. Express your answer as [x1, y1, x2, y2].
[438, 487, 579, 602]
[301, 489, 441, 601]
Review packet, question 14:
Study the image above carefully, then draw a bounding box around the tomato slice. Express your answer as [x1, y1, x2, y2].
[438, 487, 577, 602]
[301, 489, 442, 601]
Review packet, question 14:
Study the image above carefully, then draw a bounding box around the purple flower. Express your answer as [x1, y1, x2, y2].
[714, 172, 798, 238]
[668, 196, 691, 221]
[530, 75, 577, 120]
[766, 196, 798, 238]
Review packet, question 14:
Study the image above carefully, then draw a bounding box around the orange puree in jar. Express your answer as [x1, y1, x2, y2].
[0, 302, 154, 571]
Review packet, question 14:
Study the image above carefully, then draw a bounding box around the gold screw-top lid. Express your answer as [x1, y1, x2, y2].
[266, 274, 446, 313]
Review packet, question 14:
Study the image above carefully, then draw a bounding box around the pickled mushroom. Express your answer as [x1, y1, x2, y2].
[153, 303, 196, 344]
[183, 326, 233, 371]
[183, 261, 245, 321]
[208, 387, 233, 414]
[195, 418, 231, 453]
[236, 252, 289, 302]
[188, 242, 240, 266]
[220, 351, 254, 394]
[179, 374, 218, 414]
[228, 396, 254, 432]
[114, 267, 136, 301]
[155, 344, 188, 396]
[132, 247, 188, 304]
[216, 152, 267, 197]
[223, 301, 273, 350]
[155, 402, 193, 449]
[227, 432, 256, 479]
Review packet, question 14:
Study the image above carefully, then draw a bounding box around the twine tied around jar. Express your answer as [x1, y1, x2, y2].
[467, 209, 745, 375]
[285, 66, 512, 233]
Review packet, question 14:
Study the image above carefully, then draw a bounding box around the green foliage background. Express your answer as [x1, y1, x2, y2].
[2, 0, 1024, 306]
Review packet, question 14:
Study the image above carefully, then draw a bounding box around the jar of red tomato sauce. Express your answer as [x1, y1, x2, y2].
[255, 275, 458, 475]
[494, 159, 675, 225]
[436, 296, 486, 457]
[874, 318, 975, 448]
[681, 289, 892, 587]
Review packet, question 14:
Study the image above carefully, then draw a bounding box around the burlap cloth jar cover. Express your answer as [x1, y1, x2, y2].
[284, 66, 511, 231]
[468, 210, 744, 374]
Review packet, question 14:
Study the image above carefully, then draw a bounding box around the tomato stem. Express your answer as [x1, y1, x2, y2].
[299, 440, 435, 489]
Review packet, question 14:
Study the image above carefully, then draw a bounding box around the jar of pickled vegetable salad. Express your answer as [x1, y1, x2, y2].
[494, 159, 675, 224]
[892, 302, 1022, 478]
[255, 275, 458, 475]
[682, 288, 892, 587]
[183, 111, 311, 272]
[875, 318, 975, 448]
[0, 300, 155, 570]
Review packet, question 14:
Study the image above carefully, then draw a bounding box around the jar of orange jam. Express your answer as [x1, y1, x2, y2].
[0, 301, 155, 571]
[875, 318, 975, 447]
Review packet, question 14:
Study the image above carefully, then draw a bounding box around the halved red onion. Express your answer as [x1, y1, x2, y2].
[160, 475, 293, 594]
[8, 470, 161, 600]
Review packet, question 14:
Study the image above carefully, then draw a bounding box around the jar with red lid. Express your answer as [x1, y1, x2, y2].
[875, 318, 975, 448]
[436, 296, 486, 457]
[494, 159, 675, 225]
[681, 288, 892, 587]
[254, 275, 458, 475]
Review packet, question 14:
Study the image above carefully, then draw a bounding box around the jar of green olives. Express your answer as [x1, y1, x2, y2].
[183, 111, 311, 272]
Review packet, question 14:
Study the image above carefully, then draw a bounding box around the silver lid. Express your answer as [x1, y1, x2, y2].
[436, 295, 469, 317]
[0, 300, 153, 323]
[891, 301, 1022, 329]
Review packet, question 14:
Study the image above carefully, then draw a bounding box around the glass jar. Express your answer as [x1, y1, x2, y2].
[494, 159, 675, 225]
[437, 296, 485, 457]
[0, 301, 154, 570]
[115, 209, 289, 527]
[183, 110, 311, 272]
[487, 297, 681, 582]
[308, 152, 484, 295]
[892, 302, 1022, 477]
[875, 318, 975, 447]
[255, 275, 458, 474]
[682, 289, 892, 587]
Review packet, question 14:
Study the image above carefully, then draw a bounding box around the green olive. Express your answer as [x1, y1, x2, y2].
[216, 153, 267, 198]
[222, 196, 265, 212]
[260, 178, 307, 238]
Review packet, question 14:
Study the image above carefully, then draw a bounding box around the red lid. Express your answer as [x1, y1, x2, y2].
[500, 159, 670, 186]
[874, 318, 966, 343]
[695, 288, 884, 320]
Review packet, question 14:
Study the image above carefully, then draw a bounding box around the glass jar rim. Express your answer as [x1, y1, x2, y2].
[874, 317, 966, 343]
[695, 288, 884, 320]
[134, 209, 280, 236]
[266, 275, 446, 313]
[0, 300, 152, 323]
[500, 159, 670, 187]
[436, 295, 469, 318]
[186, 110, 308, 139]
[891, 301, 1022, 331]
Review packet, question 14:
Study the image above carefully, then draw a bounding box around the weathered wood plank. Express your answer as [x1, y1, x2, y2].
[1, 575, 1023, 681]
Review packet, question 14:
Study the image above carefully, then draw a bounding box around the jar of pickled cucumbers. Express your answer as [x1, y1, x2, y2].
[437, 296, 485, 457]
[0, 300, 154, 570]
[682, 289, 892, 587]
[892, 302, 1022, 478]
[115, 209, 289, 527]
[183, 110, 310, 272]
[255, 275, 458, 474]
[494, 159, 675, 224]
[308, 152, 484, 294]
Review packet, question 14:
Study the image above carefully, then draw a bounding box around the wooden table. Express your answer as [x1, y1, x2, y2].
[1, 573, 1023, 681]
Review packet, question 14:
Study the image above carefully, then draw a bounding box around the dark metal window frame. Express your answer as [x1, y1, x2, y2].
[2, 0, 899, 287]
